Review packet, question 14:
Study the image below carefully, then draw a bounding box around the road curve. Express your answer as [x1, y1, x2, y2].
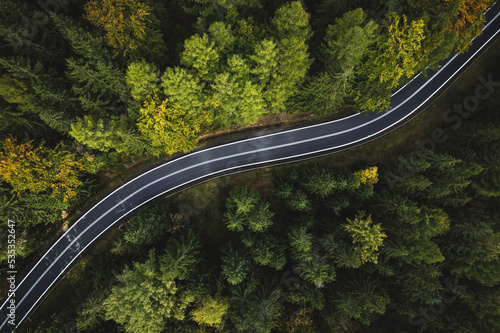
[2, 7, 500, 332]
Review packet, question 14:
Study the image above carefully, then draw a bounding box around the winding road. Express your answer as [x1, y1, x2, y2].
[2, 7, 500, 332]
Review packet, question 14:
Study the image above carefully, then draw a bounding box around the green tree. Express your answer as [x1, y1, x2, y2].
[250, 234, 286, 270]
[53, 15, 111, 63]
[65, 57, 127, 115]
[288, 227, 314, 256]
[161, 229, 201, 280]
[322, 8, 377, 71]
[224, 186, 274, 233]
[354, 12, 425, 112]
[103, 249, 197, 333]
[230, 284, 283, 333]
[123, 202, 173, 245]
[342, 211, 387, 266]
[191, 295, 229, 327]
[0, 57, 76, 133]
[183, 0, 261, 19]
[181, 33, 219, 80]
[221, 243, 251, 285]
[211, 72, 265, 128]
[84, 0, 165, 58]
[249, 39, 278, 87]
[70, 115, 148, 155]
[335, 276, 390, 325]
[161, 67, 206, 113]
[0, 137, 87, 202]
[208, 21, 236, 53]
[137, 95, 211, 156]
[126, 60, 160, 110]
[264, 2, 313, 112]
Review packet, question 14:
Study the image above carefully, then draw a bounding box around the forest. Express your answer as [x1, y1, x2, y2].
[0, 0, 499, 332]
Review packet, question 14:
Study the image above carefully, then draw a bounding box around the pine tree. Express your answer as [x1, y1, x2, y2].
[342, 211, 386, 266]
[161, 66, 206, 113]
[70, 115, 148, 156]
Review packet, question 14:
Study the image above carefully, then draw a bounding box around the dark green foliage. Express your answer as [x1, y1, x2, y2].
[334, 275, 390, 325]
[224, 186, 274, 233]
[221, 243, 251, 285]
[123, 202, 179, 245]
[230, 282, 284, 333]
[2, 2, 500, 332]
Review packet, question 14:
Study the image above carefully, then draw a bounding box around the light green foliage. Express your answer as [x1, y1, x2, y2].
[103, 246, 198, 333]
[137, 95, 210, 156]
[181, 33, 219, 80]
[354, 12, 425, 112]
[303, 169, 360, 198]
[272, 1, 312, 40]
[161, 67, 206, 113]
[70, 115, 147, 155]
[265, 36, 312, 112]
[249, 39, 278, 87]
[224, 186, 274, 232]
[208, 21, 236, 53]
[76, 291, 107, 331]
[343, 211, 387, 266]
[191, 295, 229, 327]
[365, 13, 425, 88]
[264, 1, 313, 112]
[323, 8, 378, 70]
[126, 60, 160, 102]
[212, 73, 265, 128]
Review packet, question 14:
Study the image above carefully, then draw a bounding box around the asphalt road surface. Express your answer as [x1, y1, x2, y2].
[1, 7, 500, 332]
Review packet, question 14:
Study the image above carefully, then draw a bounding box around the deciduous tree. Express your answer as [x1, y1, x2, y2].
[137, 95, 210, 156]
[0, 137, 86, 202]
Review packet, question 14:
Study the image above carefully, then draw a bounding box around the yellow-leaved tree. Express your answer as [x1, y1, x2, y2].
[137, 95, 211, 156]
[353, 166, 379, 188]
[84, 0, 162, 57]
[0, 137, 86, 202]
[343, 211, 387, 266]
[444, 0, 494, 53]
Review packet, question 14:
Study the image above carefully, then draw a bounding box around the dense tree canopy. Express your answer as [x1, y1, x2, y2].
[1, 1, 499, 332]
